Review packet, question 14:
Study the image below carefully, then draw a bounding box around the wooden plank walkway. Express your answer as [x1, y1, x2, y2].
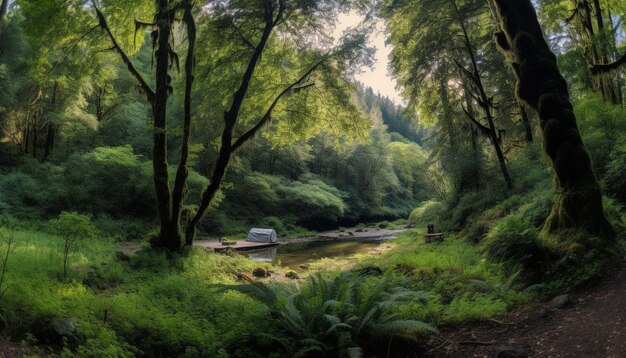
[194, 240, 279, 252]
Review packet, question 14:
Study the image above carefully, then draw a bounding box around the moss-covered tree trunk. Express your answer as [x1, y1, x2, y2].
[150, 0, 181, 251]
[491, 0, 613, 238]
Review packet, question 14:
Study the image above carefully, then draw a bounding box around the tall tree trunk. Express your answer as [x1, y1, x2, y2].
[42, 124, 54, 161]
[173, 0, 195, 246]
[520, 103, 533, 142]
[151, 0, 179, 251]
[492, 0, 613, 238]
[32, 126, 37, 159]
[452, 0, 512, 189]
[185, 11, 276, 244]
[606, 8, 623, 105]
[0, 0, 8, 19]
[572, 0, 618, 103]
[43, 82, 58, 162]
[23, 124, 30, 153]
[463, 85, 481, 192]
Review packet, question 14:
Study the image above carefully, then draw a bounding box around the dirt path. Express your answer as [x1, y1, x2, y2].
[428, 265, 626, 357]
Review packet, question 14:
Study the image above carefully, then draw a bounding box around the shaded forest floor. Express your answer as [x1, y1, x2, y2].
[428, 263, 626, 357]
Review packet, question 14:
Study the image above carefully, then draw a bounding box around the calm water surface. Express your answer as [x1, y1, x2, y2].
[246, 240, 384, 268]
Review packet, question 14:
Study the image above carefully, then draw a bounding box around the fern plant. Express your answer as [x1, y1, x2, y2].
[224, 272, 437, 357]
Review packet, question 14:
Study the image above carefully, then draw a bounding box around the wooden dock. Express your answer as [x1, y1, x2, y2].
[194, 240, 279, 252]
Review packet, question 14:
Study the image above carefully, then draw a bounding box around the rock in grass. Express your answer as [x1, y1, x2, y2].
[495, 345, 530, 358]
[32, 317, 83, 348]
[550, 294, 572, 309]
[285, 270, 299, 279]
[252, 267, 270, 277]
[115, 250, 131, 262]
[537, 308, 550, 318]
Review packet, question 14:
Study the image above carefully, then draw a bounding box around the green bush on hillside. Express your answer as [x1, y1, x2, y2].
[483, 216, 552, 283]
[408, 200, 446, 227]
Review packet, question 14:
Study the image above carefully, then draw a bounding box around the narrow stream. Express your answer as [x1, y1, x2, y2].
[245, 240, 385, 268]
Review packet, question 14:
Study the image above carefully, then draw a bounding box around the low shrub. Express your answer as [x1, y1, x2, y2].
[408, 200, 446, 227]
[482, 215, 553, 284]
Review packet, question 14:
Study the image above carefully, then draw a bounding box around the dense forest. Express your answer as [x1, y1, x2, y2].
[0, 0, 625, 356]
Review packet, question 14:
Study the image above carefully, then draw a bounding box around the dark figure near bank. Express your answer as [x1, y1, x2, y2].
[427, 223, 435, 234]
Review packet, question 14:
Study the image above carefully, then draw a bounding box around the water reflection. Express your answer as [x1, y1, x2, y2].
[245, 240, 382, 268]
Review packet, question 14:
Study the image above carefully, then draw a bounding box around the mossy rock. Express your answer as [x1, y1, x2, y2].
[252, 267, 270, 277]
[285, 270, 300, 279]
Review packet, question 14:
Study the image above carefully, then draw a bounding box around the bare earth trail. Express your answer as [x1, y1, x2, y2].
[429, 265, 626, 358]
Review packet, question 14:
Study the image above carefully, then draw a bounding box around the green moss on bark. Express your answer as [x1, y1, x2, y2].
[491, 0, 613, 238]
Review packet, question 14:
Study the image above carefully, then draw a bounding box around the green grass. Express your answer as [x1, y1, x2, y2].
[356, 229, 533, 326]
[1, 203, 622, 356]
[0, 227, 274, 357]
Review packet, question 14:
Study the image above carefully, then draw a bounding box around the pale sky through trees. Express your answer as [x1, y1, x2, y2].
[335, 12, 404, 104]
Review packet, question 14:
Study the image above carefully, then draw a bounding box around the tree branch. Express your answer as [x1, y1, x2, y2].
[94, 5, 155, 103]
[462, 105, 491, 137]
[589, 52, 626, 75]
[453, 58, 475, 81]
[230, 56, 328, 152]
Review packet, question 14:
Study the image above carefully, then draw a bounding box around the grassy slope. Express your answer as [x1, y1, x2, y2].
[357, 230, 532, 326]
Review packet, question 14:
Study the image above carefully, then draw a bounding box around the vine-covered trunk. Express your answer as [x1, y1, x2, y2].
[492, 0, 613, 238]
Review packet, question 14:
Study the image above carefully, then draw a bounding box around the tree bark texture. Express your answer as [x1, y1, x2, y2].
[492, 0, 613, 238]
[173, 0, 195, 246]
[151, 0, 180, 251]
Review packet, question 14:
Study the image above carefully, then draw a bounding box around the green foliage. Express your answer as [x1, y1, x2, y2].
[50, 212, 99, 280]
[0, 227, 273, 356]
[0, 214, 17, 300]
[574, 93, 626, 179]
[448, 190, 508, 230]
[359, 232, 532, 326]
[408, 200, 446, 227]
[541, 230, 618, 292]
[225, 272, 437, 357]
[604, 143, 626, 204]
[482, 216, 552, 283]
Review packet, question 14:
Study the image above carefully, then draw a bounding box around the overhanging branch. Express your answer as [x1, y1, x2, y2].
[589, 52, 626, 75]
[94, 5, 155, 103]
[462, 105, 491, 137]
[230, 56, 328, 152]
